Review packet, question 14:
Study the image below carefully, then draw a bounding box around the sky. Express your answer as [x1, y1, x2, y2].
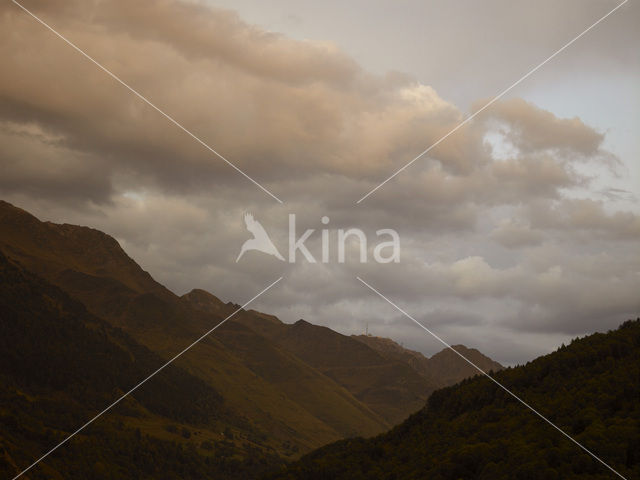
[1, 0, 638, 365]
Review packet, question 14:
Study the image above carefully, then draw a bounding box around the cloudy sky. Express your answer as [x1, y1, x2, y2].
[1, 0, 638, 364]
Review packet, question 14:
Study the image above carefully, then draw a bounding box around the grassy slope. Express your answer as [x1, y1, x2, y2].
[0, 201, 389, 456]
[277, 320, 434, 425]
[233, 315, 437, 425]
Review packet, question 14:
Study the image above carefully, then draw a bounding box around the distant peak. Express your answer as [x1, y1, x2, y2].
[432, 344, 485, 358]
[0, 199, 169, 297]
[184, 288, 220, 300]
[0, 199, 40, 222]
[181, 288, 224, 312]
[448, 344, 475, 354]
[0, 199, 20, 209]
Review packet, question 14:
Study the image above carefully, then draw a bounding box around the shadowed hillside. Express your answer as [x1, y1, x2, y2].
[0, 252, 282, 479]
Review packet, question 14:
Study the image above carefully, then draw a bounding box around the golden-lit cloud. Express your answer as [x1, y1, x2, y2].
[1, 0, 638, 363]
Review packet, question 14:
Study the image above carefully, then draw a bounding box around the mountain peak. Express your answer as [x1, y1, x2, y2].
[181, 288, 224, 313]
[0, 199, 171, 304]
[427, 344, 503, 385]
[353, 334, 502, 388]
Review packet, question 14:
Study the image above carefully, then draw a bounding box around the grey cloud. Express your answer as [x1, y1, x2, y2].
[527, 198, 640, 240]
[0, 122, 113, 203]
[490, 219, 544, 248]
[481, 97, 605, 156]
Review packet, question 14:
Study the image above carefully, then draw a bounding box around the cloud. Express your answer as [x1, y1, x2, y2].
[526, 198, 640, 240]
[480, 97, 605, 156]
[0, 0, 637, 364]
[0, 0, 472, 201]
[0, 121, 113, 202]
[490, 219, 544, 248]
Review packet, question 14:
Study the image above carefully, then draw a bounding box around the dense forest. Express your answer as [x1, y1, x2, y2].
[267, 320, 640, 480]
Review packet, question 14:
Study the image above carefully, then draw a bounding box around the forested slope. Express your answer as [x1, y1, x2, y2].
[267, 320, 640, 480]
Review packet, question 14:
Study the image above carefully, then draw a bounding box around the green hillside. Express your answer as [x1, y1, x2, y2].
[267, 320, 640, 479]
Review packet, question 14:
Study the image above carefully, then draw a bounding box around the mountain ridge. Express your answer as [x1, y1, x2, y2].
[0, 199, 510, 478]
[0, 200, 390, 456]
[353, 334, 503, 388]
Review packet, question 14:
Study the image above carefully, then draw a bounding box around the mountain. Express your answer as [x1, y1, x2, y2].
[267, 320, 640, 479]
[425, 344, 504, 387]
[0, 200, 505, 478]
[0, 200, 168, 299]
[353, 335, 503, 388]
[0, 201, 396, 457]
